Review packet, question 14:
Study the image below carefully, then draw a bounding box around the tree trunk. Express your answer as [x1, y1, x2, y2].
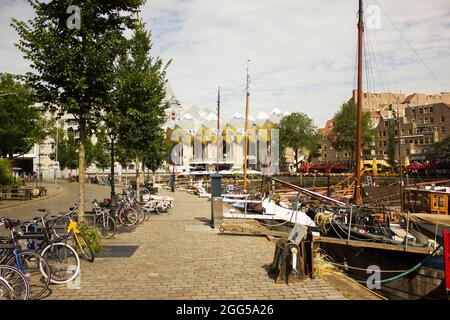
[135, 157, 140, 201]
[78, 125, 86, 222]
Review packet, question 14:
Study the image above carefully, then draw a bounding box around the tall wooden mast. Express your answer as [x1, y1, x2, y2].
[354, 0, 364, 206]
[243, 60, 250, 191]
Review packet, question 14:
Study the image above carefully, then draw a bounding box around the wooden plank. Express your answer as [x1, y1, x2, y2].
[317, 236, 433, 254]
[219, 223, 288, 237]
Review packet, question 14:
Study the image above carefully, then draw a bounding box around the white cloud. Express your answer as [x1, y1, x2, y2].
[1, 0, 449, 127]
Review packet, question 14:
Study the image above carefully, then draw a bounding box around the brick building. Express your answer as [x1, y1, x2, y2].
[313, 95, 450, 165]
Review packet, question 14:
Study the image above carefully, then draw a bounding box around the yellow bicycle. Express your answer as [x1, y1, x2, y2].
[53, 210, 95, 262]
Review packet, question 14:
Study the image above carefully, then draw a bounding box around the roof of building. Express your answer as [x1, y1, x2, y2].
[403, 93, 417, 104]
[318, 119, 333, 136]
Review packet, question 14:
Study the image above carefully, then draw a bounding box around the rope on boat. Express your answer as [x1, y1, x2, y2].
[329, 262, 409, 273]
[348, 244, 443, 284]
[314, 212, 333, 233]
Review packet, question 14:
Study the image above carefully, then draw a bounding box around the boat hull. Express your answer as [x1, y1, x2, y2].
[320, 241, 446, 300]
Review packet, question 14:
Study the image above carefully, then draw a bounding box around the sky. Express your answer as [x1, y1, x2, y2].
[0, 0, 449, 127]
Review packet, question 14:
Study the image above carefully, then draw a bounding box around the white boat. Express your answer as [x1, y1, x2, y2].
[223, 196, 317, 227]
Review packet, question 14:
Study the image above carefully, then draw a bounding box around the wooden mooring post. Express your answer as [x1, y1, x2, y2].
[269, 232, 314, 284]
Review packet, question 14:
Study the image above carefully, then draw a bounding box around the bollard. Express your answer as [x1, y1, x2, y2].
[171, 173, 176, 192]
[210, 173, 223, 229]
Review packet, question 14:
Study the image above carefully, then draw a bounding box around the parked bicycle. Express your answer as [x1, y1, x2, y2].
[49, 208, 95, 262]
[1, 213, 80, 285]
[0, 218, 51, 300]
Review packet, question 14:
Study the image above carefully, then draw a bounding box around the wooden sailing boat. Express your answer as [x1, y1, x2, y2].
[319, 0, 447, 300]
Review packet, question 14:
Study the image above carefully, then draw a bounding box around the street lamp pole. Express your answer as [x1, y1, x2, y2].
[109, 130, 116, 205]
[54, 125, 59, 188]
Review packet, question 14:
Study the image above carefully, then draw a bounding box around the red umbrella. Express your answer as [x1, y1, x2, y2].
[300, 161, 310, 172]
[331, 162, 348, 172]
[422, 162, 436, 170]
[407, 162, 425, 170]
[325, 163, 332, 173]
[309, 164, 325, 171]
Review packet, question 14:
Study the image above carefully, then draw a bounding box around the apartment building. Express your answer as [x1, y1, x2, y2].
[313, 98, 450, 165]
[312, 119, 353, 163]
[374, 103, 450, 162]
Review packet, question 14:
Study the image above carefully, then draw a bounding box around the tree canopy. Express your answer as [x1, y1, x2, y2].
[12, 0, 145, 219]
[112, 21, 169, 183]
[329, 101, 375, 157]
[0, 73, 45, 159]
[433, 136, 450, 164]
[279, 112, 319, 166]
[93, 127, 110, 171]
[50, 127, 95, 170]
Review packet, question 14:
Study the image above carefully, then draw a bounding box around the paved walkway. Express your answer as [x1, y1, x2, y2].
[1, 182, 379, 300]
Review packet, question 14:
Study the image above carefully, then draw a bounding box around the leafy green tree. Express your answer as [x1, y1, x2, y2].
[50, 128, 94, 174]
[329, 101, 375, 164]
[12, 0, 144, 220]
[0, 73, 45, 159]
[386, 121, 397, 169]
[93, 127, 110, 172]
[279, 112, 319, 168]
[433, 136, 450, 163]
[112, 21, 169, 197]
[0, 159, 16, 186]
[51, 129, 78, 171]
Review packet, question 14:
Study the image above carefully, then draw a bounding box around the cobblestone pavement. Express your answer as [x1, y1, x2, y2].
[1, 182, 379, 300]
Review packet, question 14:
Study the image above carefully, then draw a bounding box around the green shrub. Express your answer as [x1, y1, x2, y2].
[0, 159, 15, 187]
[79, 223, 103, 254]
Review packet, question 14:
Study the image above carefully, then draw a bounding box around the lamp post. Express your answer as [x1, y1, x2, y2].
[108, 129, 116, 205]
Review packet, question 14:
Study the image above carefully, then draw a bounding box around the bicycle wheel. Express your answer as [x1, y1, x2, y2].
[75, 233, 95, 262]
[135, 206, 145, 225]
[40, 243, 80, 285]
[143, 207, 152, 221]
[0, 276, 13, 300]
[119, 207, 139, 226]
[51, 215, 71, 239]
[0, 265, 30, 300]
[6, 251, 51, 300]
[96, 215, 117, 239]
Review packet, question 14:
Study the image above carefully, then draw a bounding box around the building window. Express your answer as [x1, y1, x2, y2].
[430, 118, 434, 123]
[323, 154, 327, 158]
[441, 116, 446, 122]
[378, 142, 383, 147]
[429, 107, 433, 113]
[419, 108, 423, 114]
[382, 131, 386, 137]
[384, 121, 389, 127]
[441, 127, 446, 133]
